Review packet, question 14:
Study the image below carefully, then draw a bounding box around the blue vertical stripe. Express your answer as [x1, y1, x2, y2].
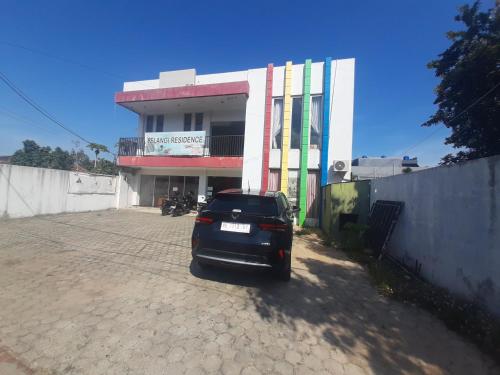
[320, 57, 332, 187]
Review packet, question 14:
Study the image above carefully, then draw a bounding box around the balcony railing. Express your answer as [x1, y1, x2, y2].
[118, 135, 245, 157]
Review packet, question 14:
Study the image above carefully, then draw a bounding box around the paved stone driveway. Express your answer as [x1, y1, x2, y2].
[0, 210, 497, 375]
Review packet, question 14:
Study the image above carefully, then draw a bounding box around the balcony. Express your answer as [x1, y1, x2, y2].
[118, 135, 244, 157]
[117, 135, 244, 169]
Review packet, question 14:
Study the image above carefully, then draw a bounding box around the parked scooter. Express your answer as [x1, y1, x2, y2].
[161, 193, 180, 216]
[171, 191, 196, 217]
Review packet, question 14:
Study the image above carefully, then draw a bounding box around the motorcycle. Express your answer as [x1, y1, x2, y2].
[161, 193, 180, 216]
[171, 191, 197, 217]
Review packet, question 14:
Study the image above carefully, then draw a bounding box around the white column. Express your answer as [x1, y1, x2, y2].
[198, 171, 207, 203]
[242, 68, 267, 190]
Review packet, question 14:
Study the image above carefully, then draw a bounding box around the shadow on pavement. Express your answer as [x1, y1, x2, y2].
[190, 237, 491, 374]
[189, 259, 276, 288]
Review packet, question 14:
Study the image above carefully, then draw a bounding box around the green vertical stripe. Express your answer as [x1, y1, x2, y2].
[299, 59, 312, 226]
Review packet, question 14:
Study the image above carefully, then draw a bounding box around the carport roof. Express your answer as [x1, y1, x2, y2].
[115, 81, 249, 106]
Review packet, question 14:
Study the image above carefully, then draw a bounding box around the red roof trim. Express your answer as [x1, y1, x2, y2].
[117, 156, 243, 169]
[115, 81, 249, 103]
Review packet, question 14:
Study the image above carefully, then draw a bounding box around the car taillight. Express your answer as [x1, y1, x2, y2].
[195, 216, 213, 224]
[258, 223, 288, 232]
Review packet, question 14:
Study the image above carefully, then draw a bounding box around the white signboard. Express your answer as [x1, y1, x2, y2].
[145, 131, 206, 156]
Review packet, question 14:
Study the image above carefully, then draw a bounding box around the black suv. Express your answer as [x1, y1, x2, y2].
[191, 189, 298, 281]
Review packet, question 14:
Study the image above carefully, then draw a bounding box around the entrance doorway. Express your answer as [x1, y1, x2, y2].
[206, 176, 242, 200]
[152, 176, 199, 207]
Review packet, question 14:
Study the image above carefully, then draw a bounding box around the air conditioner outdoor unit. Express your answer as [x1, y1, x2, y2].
[333, 160, 350, 172]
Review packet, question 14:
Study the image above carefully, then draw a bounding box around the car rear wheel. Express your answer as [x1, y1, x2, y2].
[274, 255, 291, 282]
[277, 266, 291, 282]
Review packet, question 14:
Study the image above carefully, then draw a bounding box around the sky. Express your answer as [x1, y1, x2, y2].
[0, 0, 493, 166]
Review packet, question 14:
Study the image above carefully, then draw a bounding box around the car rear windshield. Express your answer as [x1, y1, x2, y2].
[207, 194, 278, 216]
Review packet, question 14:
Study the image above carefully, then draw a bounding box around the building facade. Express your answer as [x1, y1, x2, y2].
[116, 58, 355, 226]
[351, 156, 428, 180]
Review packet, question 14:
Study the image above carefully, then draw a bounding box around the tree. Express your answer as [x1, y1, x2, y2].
[49, 147, 74, 170]
[71, 148, 94, 172]
[402, 167, 413, 174]
[424, 1, 500, 165]
[10, 140, 118, 175]
[87, 143, 110, 168]
[11, 140, 55, 168]
[93, 158, 119, 175]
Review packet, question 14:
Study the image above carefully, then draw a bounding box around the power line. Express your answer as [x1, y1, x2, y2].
[0, 70, 115, 155]
[0, 104, 81, 137]
[0, 41, 157, 90]
[0, 41, 123, 80]
[0, 107, 61, 136]
[400, 80, 500, 155]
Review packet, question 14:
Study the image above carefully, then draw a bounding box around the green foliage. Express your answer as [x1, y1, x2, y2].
[425, 1, 500, 164]
[71, 149, 94, 171]
[93, 158, 119, 175]
[87, 143, 109, 157]
[10, 139, 118, 175]
[11, 140, 72, 170]
[402, 167, 413, 173]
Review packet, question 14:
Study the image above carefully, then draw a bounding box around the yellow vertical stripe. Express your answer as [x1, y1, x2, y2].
[280, 61, 292, 194]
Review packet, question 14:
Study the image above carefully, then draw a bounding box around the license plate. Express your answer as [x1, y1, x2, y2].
[220, 222, 251, 233]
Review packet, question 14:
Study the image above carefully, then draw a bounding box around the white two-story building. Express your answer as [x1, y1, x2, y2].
[116, 58, 354, 226]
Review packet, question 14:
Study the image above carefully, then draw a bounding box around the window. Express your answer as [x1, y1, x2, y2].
[156, 115, 164, 132]
[291, 97, 303, 149]
[195, 113, 203, 131]
[287, 169, 299, 206]
[146, 115, 154, 132]
[310, 96, 323, 148]
[268, 169, 281, 191]
[207, 194, 278, 216]
[184, 113, 192, 131]
[271, 98, 283, 149]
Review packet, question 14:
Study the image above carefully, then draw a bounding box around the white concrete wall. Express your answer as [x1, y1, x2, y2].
[242, 68, 267, 190]
[328, 58, 355, 183]
[270, 148, 320, 169]
[196, 70, 248, 85]
[370, 156, 500, 316]
[117, 171, 140, 208]
[272, 61, 326, 96]
[0, 165, 117, 219]
[123, 79, 159, 91]
[310, 62, 324, 95]
[124, 70, 250, 91]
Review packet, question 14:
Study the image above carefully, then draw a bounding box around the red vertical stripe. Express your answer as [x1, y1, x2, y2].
[261, 64, 274, 191]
